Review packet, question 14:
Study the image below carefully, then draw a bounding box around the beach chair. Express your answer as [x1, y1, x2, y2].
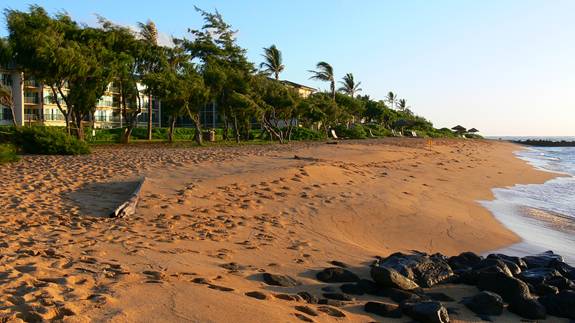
[330, 129, 339, 140]
[411, 131, 418, 137]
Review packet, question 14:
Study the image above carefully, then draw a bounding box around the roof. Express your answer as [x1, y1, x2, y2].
[467, 128, 479, 133]
[280, 80, 316, 92]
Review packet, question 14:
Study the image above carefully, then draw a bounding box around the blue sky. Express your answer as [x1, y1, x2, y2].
[2, 0, 574, 136]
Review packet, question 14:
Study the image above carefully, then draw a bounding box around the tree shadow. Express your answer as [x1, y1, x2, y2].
[66, 179, 142, 217]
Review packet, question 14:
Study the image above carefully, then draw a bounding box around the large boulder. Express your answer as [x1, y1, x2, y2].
[518, 267, 562, 285]
[376, 252, 453, 287]
[402, 301, 450, 323]
[487, 253, 527, 270]
[508, 297, 546, 320]
[522, 251, 563, 269]
[448, 252, 483, 271]
[478, 271, 546, 319]
[473, 258, 516, 276]
[550, 260, 575, 280]
[462, 291, 504, 316]
[316, 267, 360, 283]
[370, 266, 419, 290]
[539, 290, 575, 319]
[477, 271, 532, 302]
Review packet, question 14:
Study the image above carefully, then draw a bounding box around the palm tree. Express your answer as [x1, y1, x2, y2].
[386, 91, 397, 110]
[338, 73, 362, 98]
[138, 20, 158, 141]
[259, 45, 284, 80]
[397, 98, 413, 115]
[309, 61, 335, 99]
[138, 20, 158, 45]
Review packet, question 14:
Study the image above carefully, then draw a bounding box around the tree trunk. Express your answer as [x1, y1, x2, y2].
[74, 112, 85, 141]
[122, 127, 133, 144]
[147, 94, 153, 141]
[233, 114, 240, 144]
[222, 110, 229, 141]
[193, 118, 203, 145]
[168, 116, 176, 143]
[53, 86, 71, 135]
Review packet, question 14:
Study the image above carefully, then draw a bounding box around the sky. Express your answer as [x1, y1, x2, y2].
[2, 0, 574, 136]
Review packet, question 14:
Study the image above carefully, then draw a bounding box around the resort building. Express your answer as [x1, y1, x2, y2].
[280, 80, 316, 98]
[0, 68, 160, 128]
[1, 68, 315, 130]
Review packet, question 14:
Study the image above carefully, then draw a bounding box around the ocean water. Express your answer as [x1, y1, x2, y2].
[481, 144, 575, 265]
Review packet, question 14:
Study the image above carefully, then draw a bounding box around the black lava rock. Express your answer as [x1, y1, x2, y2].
[463, 291, 504, 316]
[402, 300, 450, 323]
[376, 252, 453, 288]
[522, 251, 563, 269]
[540, 290, 575, 319]
[262, 273, 300, 287]
[448, 251, 483, 271]
[364, 301, 402, 318]
[370, 266, 420, 290]
[508, 297, 546, 320]
[316, 267, 360, 283]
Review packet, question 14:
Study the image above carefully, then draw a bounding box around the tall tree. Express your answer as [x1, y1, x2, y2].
[338, 73, 362, 98]
[0, 38, 17, 126]
[386, 91, 397, 110]
[259, 45, 284, 80]
[309, 61, 335, 99]
[184, 7, 254, 143]
[396, 98, 413, 115]
[4, 6, 78, 134]
[138, 19, 158, 141]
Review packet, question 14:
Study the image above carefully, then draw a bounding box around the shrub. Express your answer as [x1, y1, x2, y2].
[14, 127, 90, 155]
[0, 143, 19, 163]
[364, 124, 391, 137]
[289, 127, 325, 141]
[333, 124, 367, 139]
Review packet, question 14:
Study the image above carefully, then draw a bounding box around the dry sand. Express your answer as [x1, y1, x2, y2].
[0, 138, 564, 322]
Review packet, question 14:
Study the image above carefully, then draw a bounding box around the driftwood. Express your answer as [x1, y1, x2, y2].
[110, 177, 146, 218]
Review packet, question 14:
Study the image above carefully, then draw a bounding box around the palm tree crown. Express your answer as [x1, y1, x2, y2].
[338, 73, 362, 98]
[309, 61, 335, 99]
[259, 45, 284, 80]
[138, 20, 158, 45]
[386, 91, 397, 109]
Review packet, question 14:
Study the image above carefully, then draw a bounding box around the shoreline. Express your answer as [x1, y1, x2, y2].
[0, 138, 566, 322]
[482, 146, 574, 264]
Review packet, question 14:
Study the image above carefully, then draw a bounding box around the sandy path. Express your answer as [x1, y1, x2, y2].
[0, 139, 561, 322]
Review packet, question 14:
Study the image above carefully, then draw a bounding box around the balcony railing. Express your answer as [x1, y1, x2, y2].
[44, 113, 65, 121]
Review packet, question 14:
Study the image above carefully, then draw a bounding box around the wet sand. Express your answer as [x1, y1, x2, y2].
[0, 138, 562, 322]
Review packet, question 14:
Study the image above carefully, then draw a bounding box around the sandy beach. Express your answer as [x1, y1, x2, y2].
[0, 138, 563, 322]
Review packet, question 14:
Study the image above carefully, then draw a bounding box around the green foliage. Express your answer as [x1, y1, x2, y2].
[289, 127, 325, 141]
[13, 127, 90, 155]
[0, 143, 19, 163]
[333, 124, 367, 139]
[364, 124, 392, 137]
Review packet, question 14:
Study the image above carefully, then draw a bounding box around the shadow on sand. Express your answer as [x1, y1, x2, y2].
[66, 179, 142, 217]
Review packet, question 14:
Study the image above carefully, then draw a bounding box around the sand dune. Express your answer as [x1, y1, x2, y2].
[0, 139, 562, 322]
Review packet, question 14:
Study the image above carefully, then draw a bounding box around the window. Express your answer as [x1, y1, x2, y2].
[24, 91, 39, 104]
[0, 73, 12, 87]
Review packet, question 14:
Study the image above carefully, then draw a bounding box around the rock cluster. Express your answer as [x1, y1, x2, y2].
[340, 250, 574, 321]
[259, 250, 574, 322]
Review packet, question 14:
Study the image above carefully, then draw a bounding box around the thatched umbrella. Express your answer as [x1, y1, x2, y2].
[451, 125, 466, 134]
[467, 128, 479, 133]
